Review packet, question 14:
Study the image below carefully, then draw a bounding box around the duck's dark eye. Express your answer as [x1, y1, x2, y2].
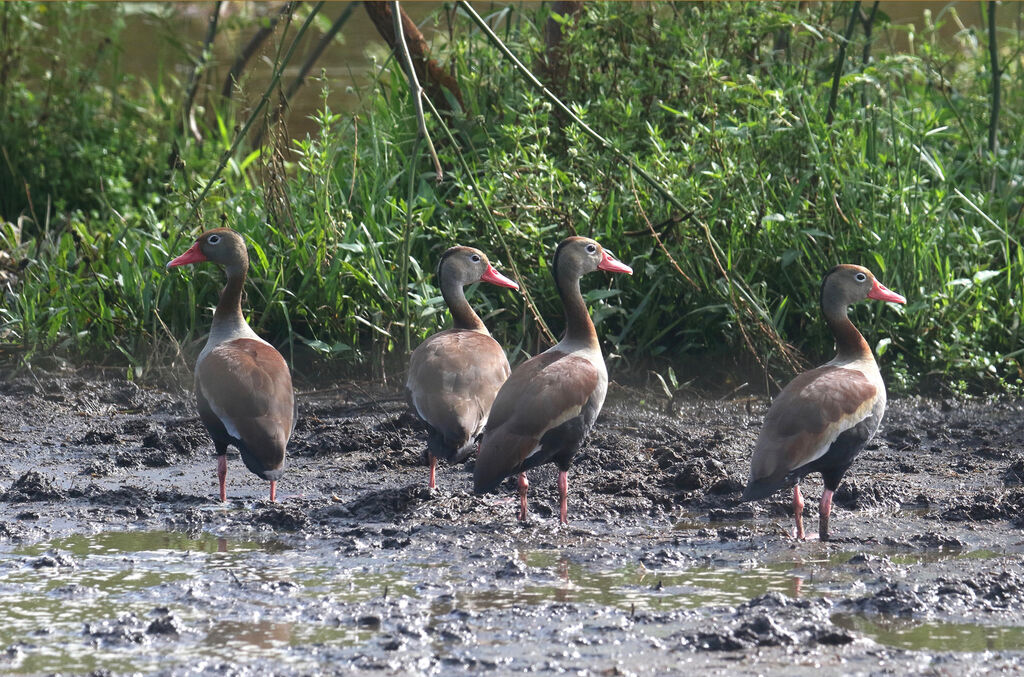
[586, 244, 597, 253]
[470, 254, 481, 263]
[208, 234, 222, 245]
[855, 272, 867, 282]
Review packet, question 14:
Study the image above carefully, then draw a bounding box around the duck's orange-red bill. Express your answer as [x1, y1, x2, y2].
[480, 264, 519, 290]
[597, 250, 633, 275]
[167, 242, 207, 268]
[868, 279, 906, 304]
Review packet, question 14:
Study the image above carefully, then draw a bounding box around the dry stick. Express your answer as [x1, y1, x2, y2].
[400, 136, 423, 355]
[366, 2, 464, 111]
[253, 2, 358, 148]
[182, 1, 223, 144]
[221, 2, 297, 100]
[458, 1, 797, 370]
[987, 0, 1001, 155]
[392, 0, 443, 182]
[348, 117, 359, 203]
[182, 2, 324, 228]
[286, 2, 357, 102]
[152, 308, 186, 368]
[701, 212, 798, 382]
[626, 172, 697, 289]
[825, 1, 860, 126]
[422, 94, 556, 345]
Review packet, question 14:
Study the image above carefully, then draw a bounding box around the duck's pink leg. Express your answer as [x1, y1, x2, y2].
[517, 473, 529, 521]
[217, 455, 228, 502]
[819, 489, 834, 541]
[428, 454, 437, 490]
[270, 480, 277, 503]
[558, 471, 569, 525]
[793, 485, 805, 540]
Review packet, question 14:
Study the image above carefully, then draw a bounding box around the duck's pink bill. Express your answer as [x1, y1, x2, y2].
[598, 250, 633, 275]
[480, 265, 519, 290]
[867, 279, 906, 304]
[167, 242, 207, 269]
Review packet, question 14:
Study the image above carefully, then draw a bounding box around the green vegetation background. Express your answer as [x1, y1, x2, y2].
[1, 2, 1021, 395]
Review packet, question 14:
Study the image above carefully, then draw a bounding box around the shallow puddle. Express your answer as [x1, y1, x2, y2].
[454, 550, 819, 612]
[1, 528, 1023, 673]
[833, 613, 1024, 652]
[0, 531, 364, 674]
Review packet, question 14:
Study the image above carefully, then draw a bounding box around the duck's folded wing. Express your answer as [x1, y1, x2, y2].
[197, 338, 294, 466]
[474, 352, 598, 492]
[745, 366, 878, 496]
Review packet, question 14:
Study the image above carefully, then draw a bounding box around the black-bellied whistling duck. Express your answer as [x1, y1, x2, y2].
[473, 236, 632, 524]
[167, 228, 295, 503]
[742, 264, 906, 540]
[406, 246, 519, 490]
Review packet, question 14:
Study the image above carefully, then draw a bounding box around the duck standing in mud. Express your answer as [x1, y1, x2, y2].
[167, 228, 295, 503]
[406, 246, 519, 490]
[741, 265, 905, 540]
[474, 236, 632, 524]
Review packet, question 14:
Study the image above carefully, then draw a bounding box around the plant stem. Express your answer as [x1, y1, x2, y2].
[456, 0, 684, 213]
[860, 1, 880, 67]
[859, 1, 880, 110]
[391, 0, 443, 182]
[182, 1, 222, 144]
[422, 94, 555, 345]
[988, 0, 1001, 154]
[183, 2, 324, 229]
[286, 2, 357, 102]
[253, 2, 358, 148]
[826, 0, 861, 125]
[457, 0, 800, 374]
[400, 136, 422, 356]
[221, 2, 296, 100]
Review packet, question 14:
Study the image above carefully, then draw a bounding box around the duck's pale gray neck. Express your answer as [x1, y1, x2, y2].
[441, 275, 486, 332]
[823, 303, 871, 362]
[556, 269, 598, 349]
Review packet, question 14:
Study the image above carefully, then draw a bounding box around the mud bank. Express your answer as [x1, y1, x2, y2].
[1, 371, 1023, 675]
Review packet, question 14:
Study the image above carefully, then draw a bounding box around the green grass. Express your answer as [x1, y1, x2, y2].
[1, 2, 1022, 394]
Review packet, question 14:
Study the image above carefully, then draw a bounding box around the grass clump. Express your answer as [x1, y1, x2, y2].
[1, 2, 1022, 395]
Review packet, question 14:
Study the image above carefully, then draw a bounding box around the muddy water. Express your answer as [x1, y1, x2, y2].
[114, 2, 442, 140]
[1, 373, 1024, 674]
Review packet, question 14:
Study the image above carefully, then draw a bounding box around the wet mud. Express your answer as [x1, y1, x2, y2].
[1, 371, 1024, 674]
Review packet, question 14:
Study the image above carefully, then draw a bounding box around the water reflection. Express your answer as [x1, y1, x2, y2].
[833, 613, 1024, 652]
[15, 530, 289, 558]
[0, 530, 312, 674]
[451, 551, 820, 613]
[205, 619, 293, 651]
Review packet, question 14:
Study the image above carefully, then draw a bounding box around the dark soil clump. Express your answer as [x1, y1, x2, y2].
[3, 471, 65, 502]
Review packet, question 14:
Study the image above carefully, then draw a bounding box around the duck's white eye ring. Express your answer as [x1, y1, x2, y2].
[586, 244, 597, 253]
[855, 272, 867, 282]
[471, 254, 481, 263]
[208, 234, 222, 245]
